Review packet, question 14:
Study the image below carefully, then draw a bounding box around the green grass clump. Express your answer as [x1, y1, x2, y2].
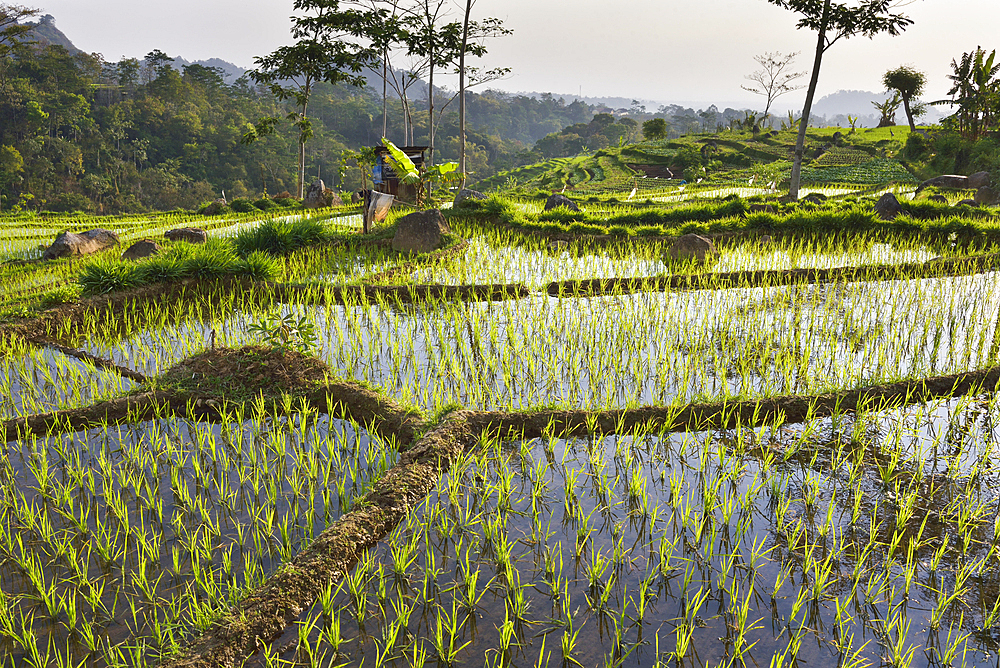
[233, 217, 332, 257]
[78, 239, 277, 295]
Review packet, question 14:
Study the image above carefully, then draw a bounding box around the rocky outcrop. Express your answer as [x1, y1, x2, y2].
[975, 186, 999, 206]
[667, 234, 716, 264]
[874, 193, 902, 220]
[454, 189, 487, 207]
[303, 180, 339, 208]
[544, 194, 580, 212]
[121, 239, 161, 261]
[392, 209, 450, 254]
[969, 171, 991, 189]
[303, 180, 325, 208]
[164, 228, 208, 244]
[917, 175, 970, 191]
[42, 229, 119, 260]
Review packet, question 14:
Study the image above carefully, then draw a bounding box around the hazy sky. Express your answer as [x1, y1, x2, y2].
[33, 0, 1000, 109]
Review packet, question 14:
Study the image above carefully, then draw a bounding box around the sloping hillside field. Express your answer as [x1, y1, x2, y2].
[3, 187, 1000, 668]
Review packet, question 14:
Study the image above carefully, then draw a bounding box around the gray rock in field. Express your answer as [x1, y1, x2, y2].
[544, 194, 580, 212]
[454, 189, 487, 207]
[874, 193, 903, 220]
[304, 179, 327, 208]
[351, 191, 362, 204]
[42, 229, 119, 260]
[164, 227, 208, 244]
[969, 171, 992, 189]
[955, 199, 979, 207]
[918, 174, 969, 191]
[392, 209, 450, 254]
[928, 195, 949, 204]
[975, 186, 999, 206]
[759, 235, 773, 245]
[667, 234, 716, 264]
[325, 190, 345, 207]
[121, 239, 161, 261]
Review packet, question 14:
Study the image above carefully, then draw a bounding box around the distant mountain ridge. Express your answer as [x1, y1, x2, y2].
[18, 14, 80, 54]
[18, 15, 247, 84]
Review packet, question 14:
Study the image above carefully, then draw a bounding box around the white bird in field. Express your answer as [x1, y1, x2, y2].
[696, 178, 703, 184]
[627, 186, 637, 201]
[749, 175, 755, 185]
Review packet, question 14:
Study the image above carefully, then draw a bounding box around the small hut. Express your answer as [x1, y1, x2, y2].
[372, 145, 428, 203]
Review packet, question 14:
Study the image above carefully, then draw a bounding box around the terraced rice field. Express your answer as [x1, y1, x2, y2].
[3, 190, 1000, 668]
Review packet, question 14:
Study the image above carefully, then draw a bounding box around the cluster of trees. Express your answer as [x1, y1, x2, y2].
[532, 113, 638, 158]
[934, 46, 1000, 141]
[244, 0, 514, 197]
[0, 3, 623, 212]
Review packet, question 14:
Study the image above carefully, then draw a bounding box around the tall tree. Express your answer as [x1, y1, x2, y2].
[741, 51, 806, 122]
[249, 0, 374, 198]
[882, 65, 924, 131]
[0, 3, 38, 58]
[457, 3, 509, 187]
[402, 0, 451, 165]
[764, 0, 914, 199]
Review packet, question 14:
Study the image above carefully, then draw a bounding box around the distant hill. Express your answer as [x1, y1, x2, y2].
[18, 14, 80, 54]
[812, 89, 945, 126]
[170, 56, 247, 84]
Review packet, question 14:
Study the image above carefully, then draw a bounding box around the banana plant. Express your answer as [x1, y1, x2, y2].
[381, 138, 460, 205]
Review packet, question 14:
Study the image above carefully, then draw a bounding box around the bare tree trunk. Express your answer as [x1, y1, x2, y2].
[298, 101, 308, 199]
[789, 0, 829, 200]
[459, 0, 472, 189]
[382, 54, 388, 138]
[428, 60, 435, 165]
[902, 96, 915, 132]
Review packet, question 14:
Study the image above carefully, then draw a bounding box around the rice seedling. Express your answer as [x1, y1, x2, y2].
[0, 409, 395, 666]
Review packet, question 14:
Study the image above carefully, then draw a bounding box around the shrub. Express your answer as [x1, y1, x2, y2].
[229, 198, 257, 213]
[45, 192, 94, 213]
[253, 198, 280, 211]
[233, 218, 330, 256]
[78, 239, 277, 295]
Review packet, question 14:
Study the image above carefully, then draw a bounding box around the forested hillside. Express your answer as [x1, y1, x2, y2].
[0, 22, 598, 213]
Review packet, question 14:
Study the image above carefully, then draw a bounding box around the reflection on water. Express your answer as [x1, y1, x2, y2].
[71, 272, 1000, 413]
[267, 392, 1000, 668]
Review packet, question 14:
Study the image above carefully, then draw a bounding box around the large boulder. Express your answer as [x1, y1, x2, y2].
[917, 175, 970, 191]
[324, 189, 344, 207]
[392, 209, 450, 254]
[454, 189, 487, 207]
[164, 227, 208, 244]
[544, 194, 580, 212]
[304, 179, 327, 208]
[667, 234, 716, 264]
[975, 187, 999, 206]
[969, 171, 992, 189]
[42, 229, 119, 261]
[121, 239, 161, 261]
[874, 193, 903, 220]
